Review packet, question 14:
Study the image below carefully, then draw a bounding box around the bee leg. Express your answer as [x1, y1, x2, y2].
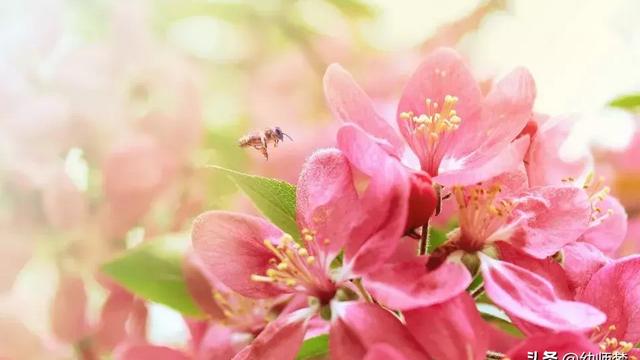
[260, 136, 269, 160]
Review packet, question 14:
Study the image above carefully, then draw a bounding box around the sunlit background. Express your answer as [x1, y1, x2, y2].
[1, 0, 639, 358]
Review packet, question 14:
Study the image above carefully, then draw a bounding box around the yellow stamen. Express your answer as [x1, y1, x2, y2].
[250, 230, 331, 293]
[400, 95, 461, 146]
[452, 183, 514, 251]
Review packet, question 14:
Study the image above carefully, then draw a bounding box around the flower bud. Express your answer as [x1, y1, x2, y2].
[406, 170, 438, 231]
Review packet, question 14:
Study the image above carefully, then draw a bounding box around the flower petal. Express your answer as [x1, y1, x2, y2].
[404, 293, 489, 360]
[323, 64, 404, 155]
[363, 257, 471, 310]
[480, 254, 605, 332]
[197, 324, 243, 360]
[337, 124, 410, 276]
[233, 308, 309, 360]
[435, 135, 529, 186]
[577, 255, 640, 343]
[508, 186, 591, 258]
[51, 274, 90, 343]
[525, 114, 592, 187]
[505, 331, 599, 359]
[496, 243, 572, 300]
[579, 196, 628, 256]
[363, 344, 407, 360]
[192, 211, 286, 299]
[562, 242, 610, 295]
[329, 302, 426, 360]
[451, 67, 535, 160]
[297, 148, 358, 260]
[95, 288, 135, 351]
[396, 48, 482, 162]
[183, 254, 225, 319]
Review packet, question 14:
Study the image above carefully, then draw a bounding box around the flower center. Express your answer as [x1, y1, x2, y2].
[251, 230, 336, 302]
[591, 325, 637, 359]
[453, 184, 514, 252]
[564, 172, 613, 224]
[213, 290, 275, 332]
[400, 95, 461, 174]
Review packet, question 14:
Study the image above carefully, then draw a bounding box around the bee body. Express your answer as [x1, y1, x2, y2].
[238, 127, 292, 160]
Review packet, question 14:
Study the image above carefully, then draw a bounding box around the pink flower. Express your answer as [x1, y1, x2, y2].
[183, 254, 282, 336]
[192, 147, 423, 358]
[404, 292, 600, 359]
[523, 115, 629, 257]
[502, 245, 640, 357]
[335, 123, 437, 234]
[576, 256, 640, 349]
[525, 114, 592, 187]
[324, 47, 536, 186]
[51, 273, 91, 345]
[369, 170, 604, 330]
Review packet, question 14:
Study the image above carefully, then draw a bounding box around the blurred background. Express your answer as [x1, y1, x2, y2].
[1, 0, 639, 358]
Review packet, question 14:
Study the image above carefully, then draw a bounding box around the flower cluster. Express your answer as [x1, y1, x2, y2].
[133, 48, 636, 360]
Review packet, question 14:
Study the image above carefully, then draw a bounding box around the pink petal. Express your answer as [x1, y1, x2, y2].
[450, 67, 535, 160]
[296, 148, 358, 260]
[435, 135, 530, 186]
[577, 255, 640, 343]
[396, 48, 482, 165]
[323, 63, 404, 155]
[233, 309, 309, 360]
[197, 324, 241, 360]
[579, 196, 628, 256]
[183, 254, 225, 319]
[192, 211, 286, 299]
[329, 302, 426, 360]
[404, 293, 489, 360]
[526, 114, 592, 187]
[51, 274, 90, 343]
[496, 243, 572, 299]
[508, 186, 591, 258]
[115, 344, 189, 360]
[95, 288, 135, 351]
[506, 331, 599, 359]
[480, 254, 605, 332]
[363, 344, 406, 360]
[186, 319, 209, 351]
[336, 124, 410, 276]
[129, 299, 148, 342]
[562, 242, 610, 295]
[363, 257, 471, 310]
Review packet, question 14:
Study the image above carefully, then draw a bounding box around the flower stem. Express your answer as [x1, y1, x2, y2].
[471, 285, 485, 299]
[353, 278, 372, 303]
[418, 220, 431, 256]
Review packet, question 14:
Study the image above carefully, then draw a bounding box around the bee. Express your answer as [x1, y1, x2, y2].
[238, 127, 293, 159]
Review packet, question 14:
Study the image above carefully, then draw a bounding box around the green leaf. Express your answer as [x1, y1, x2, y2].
[427, 227, 447, 254]
[209, 165, 300, 239]
[609, 93, 640, 111]
[478, 303, 524, 338]
[296, 334, 329, 360]
[101, 234, 203, 317]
